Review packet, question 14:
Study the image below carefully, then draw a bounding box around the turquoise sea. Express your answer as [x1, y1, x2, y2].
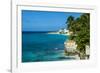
[22, 32, 74, 62]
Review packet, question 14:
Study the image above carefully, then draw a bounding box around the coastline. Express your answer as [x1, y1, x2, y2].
[48, 32, 70, 36]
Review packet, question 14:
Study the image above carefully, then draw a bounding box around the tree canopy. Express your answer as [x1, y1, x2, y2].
[66, 13, 90, 57]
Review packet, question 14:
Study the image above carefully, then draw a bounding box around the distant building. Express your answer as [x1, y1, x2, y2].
[58, 29, 73, 35]
[64, 40, 77, 52]
[59, 29, 68, 34]
[63, 29, 69, 33]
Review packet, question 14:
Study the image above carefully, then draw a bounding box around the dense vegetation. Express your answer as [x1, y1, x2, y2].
[66, 13, 90, 59]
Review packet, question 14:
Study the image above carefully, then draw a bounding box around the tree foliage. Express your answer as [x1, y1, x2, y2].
[66, 13, 90, 56]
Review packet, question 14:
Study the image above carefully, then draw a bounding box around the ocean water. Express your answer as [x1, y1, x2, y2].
[22, 32, 74, 62]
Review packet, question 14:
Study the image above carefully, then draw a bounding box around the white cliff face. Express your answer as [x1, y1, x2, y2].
[64, 40, 77, 52]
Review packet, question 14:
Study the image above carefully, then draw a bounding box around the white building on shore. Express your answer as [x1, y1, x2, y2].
[48, 28, 73, 36]
[59, 29, 73, 35]
[58, 29, 68, 34]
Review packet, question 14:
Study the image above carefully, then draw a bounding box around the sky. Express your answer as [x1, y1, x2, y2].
[22, 10, 82, 32]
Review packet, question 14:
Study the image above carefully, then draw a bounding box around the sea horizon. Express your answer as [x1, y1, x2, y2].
[22, 31, 60, 33]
